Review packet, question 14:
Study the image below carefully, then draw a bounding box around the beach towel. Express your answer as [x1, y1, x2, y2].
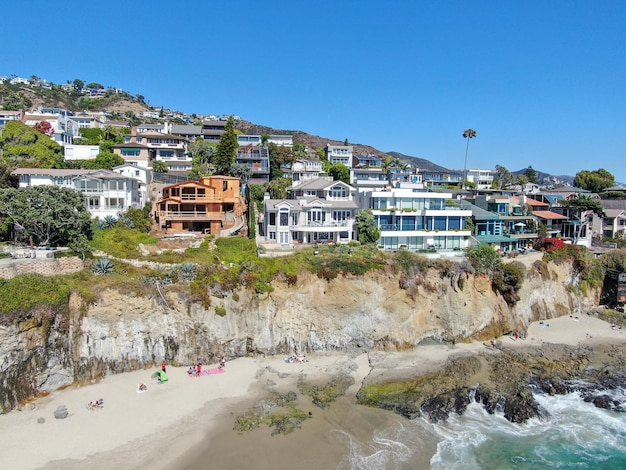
[192, 367, 225, 377]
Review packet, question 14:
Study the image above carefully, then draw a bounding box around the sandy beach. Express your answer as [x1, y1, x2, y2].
[1, 314, 624, 470]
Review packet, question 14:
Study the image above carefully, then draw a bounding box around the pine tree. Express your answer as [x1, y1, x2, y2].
[214, 116, 238, 175]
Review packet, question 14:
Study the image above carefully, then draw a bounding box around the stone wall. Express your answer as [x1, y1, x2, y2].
[0, 257, 83, 279]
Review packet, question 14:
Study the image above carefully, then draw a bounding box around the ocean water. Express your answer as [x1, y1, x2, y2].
[339, 391, 626, 470]
[180, 390, 626, 469]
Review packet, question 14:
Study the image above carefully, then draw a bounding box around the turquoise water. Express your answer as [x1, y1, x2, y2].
[339, 392, 626, 469]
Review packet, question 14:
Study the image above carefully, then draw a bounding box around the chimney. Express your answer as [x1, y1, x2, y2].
[130, 126, 137, 143]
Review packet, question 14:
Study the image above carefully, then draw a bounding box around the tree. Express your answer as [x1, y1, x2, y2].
[152, 161, 169, 173]
[72, 78, 85, 91]
[229, 163, 252, 183]
[563, 194, 604, 217]
[462, 129, 477, 189]
[493, 164, 514, 190]
[85, 82, 103, 89]
[267, 142, 295, 180]
[89, 152, 125, 170]
[0, 186, 92, 246]
[188, 139, 217, 179]
[136, 94, 145, 104]
[0, 121, 64, 170]
[33, 121, 55, 137]
[293, 143, 307, 158]
[328, 163, 350, 184]
[355, 209, 380, 244]
[574, 168, 615, 193]
[214, 116, 238, 175]
[266, 177, 292, 199]
[344, 138, 349, 146]
[523, 166, 538, 184]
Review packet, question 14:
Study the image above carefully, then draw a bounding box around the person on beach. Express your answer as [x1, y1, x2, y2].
[187, 365, 196, 376]
[138, 383, 148, 392]
[161, 361, 166, 373]
[219, 356, 226, 369]
[196, 362, 202, 376]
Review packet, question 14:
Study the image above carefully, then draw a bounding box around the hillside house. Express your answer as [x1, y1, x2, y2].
[263, 179, 358, 246]
[155, 176, 246, 235]
[360, 182, 472, 253]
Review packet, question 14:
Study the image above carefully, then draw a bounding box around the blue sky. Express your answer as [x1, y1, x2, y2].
[3, 1, 626, 182]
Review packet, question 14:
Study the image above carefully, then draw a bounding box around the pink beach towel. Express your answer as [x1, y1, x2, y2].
[191, 367, 225, 377]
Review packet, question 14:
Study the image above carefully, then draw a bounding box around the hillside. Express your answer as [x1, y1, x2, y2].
[0, 81, 150, 116]
[235, 120, 388, 156]
[2, 78, 576, 182]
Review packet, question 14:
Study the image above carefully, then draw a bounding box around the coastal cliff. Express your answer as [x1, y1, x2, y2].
[0, 258, 597, 412]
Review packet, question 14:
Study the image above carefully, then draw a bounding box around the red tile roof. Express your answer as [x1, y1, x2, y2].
[532, 210, 568, 219]
[525, 198, 549, 207]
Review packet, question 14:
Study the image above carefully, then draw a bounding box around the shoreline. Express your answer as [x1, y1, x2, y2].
[0, 314, 624, 470]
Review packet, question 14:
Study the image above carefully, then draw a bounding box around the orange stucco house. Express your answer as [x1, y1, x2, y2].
[155, 176, 247, 235]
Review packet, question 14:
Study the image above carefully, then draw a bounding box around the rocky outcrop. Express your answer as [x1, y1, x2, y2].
[0, 258, 598, 413]
[357, 345, 626, 424]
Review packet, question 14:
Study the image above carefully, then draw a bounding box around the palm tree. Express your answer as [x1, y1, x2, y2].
[462, 129, 477, 189]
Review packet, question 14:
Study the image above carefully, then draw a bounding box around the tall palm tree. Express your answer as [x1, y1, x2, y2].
[462, 129, 477, 189]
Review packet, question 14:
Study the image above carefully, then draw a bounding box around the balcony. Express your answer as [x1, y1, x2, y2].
[289, 219, 351, 231]
[159, 210, 225, 220]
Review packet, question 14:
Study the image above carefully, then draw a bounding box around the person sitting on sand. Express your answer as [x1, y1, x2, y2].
[187, 365, 196, 376]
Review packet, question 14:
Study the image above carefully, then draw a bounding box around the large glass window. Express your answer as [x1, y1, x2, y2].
[279, 211, 289, 226]
[434, 216, 447, 230]
[448, 217, 461, 230]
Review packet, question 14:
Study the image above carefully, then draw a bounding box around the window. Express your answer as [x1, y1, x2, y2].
[85, 197, 100, 209]
[280, 212, 289, 226]
[108, 180, 124, 191]
[269, 231, 276, 240]
[135, 170, 140, 176]
[76, 179, 101, 193]
[330, 185, 347, 198]
[269, 213, 276, 225]
[106, 198, 125, 209]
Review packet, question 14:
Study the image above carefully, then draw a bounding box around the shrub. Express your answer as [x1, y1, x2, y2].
[214, 305, 226, 317]
[467, 244, 502, 275]
[492, 261, 526, 305]
[92, 258, 114, 276]
[177, 262, 196, 282]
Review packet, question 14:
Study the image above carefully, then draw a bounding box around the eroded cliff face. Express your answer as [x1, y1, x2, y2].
[0, 260, 597, 412]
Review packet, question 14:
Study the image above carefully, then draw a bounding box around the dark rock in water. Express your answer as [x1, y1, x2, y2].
[503, 390, 540, 423]
[421, 387, 472, 423]
[581, 393, 624, 411]
[474, 385, 500, 414]
[37, 417, 45, 424]
[54, 405, 68, 419]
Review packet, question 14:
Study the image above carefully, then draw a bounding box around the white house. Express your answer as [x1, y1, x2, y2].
[112, 163, 151, 208]
[263, 179, 358, 245]
[325, 144, 353, 167]
[11, 168, 141, 219]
